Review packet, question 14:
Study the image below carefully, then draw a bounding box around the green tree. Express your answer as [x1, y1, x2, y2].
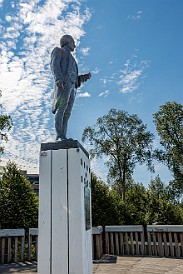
[91, 173, 122, 226]
[153, 101, 183, 193]
[0, 162, 38, 229]
[148, 175, 169, 200]
[148, 175, 181, 203]
[157, 201, 183, 225]
[145, 195, 183, 225]
[146, 175, 183, 225]
[82, 109, 154, 203]
[0, 91, 12, 154]
[125, 183, 149, 225]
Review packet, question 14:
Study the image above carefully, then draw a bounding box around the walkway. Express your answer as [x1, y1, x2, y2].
[0, 256, 183, 273]
[93, 256, 183, 273]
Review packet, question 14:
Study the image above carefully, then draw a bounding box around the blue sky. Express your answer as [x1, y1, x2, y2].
[0, 0, 182, 186]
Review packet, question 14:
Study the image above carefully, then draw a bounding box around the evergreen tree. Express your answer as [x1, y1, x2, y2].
[0, 162, 38, 229]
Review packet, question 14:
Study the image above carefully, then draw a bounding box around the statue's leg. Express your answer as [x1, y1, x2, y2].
[55, 84, 72, 140]
[62, 87, 76, 138]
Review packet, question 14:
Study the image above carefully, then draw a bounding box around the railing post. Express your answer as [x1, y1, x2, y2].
[14, 237, 18, 262]
[21, 235, 25, 261]
[92, 226, 103, 260]
[28, 233, 32, 261]
[0, 229, 25, 264]
[28, 228, 38, 261]
[105, 226, 143, 256]
[1, 238, 5, 264]
[1, 225, 183, 264]
[147, 225, 183, 258]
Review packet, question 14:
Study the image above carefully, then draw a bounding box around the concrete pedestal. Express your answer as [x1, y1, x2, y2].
[38, 140, 92, 274]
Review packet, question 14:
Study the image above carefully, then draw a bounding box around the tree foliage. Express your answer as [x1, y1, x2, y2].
[91, 172, 183, 226]
[82, 109, 154, 202]
[146, 193, 183, 225]
[0, 91, 12, 154]
[125, 183, 149, 225]
[124, 180, 183, 225]
[0, 162, 38, 229]
[91, 173, 122, 226]
[153, 101, 183, 193]
[148, 175, 169, 200]
[146, 175, 183, 224]
[148, 175, 180, 203]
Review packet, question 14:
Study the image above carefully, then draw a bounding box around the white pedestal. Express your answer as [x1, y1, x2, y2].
[38, 140, 92, 274]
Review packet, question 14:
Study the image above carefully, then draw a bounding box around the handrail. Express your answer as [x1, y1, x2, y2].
[1, 225, 183, 263]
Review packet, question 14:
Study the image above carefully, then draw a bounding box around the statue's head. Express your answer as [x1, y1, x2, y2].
[60, 35, 76, 52]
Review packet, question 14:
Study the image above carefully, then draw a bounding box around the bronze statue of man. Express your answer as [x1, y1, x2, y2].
[50, 34, 91, 141]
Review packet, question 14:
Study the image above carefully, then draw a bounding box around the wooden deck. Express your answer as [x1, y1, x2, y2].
[93, 256, 183, 273]
[0, 256, 183, 273]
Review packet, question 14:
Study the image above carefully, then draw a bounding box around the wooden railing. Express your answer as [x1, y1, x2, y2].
[105, 225, 145, 256]
[0, 229, 25, 263]
[28, 228, 38, 261]
[104, 225, 183, 257]
[92, 226, 103, 260]
[146, 225, 183, 257]
[1, 225, 183, 264]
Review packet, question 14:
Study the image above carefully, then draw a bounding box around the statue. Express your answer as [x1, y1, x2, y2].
[50, 34, 91, 142]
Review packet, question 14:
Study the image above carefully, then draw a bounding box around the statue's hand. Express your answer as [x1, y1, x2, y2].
[56, 80, 64, 90]
[86, 72, 91, 80]
[77, 73, 91, 88]
[81, 72, 91, 82]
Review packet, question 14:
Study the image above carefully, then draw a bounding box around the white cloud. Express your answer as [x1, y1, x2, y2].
[92, 55, 149, 98]
[91, 67, 100, 74]
[98, 90, 110, 98]
[80, 47, 90, 56]
[100, 78, 107, 85]
[82, 142, 108, 183]
[5, 15, 12, 22]
[0, 0, 91, 173]
[90, 157, 108, 183]
[128, 92, 142, 104]
[0, 0, 3, 8]
[127, 10, 142, 21]
[77, 92, 91, 98]
[118, 58, 149, 94]
[100, 78, 113, 86]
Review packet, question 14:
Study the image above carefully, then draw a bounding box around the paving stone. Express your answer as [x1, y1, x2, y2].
[1, 257, 183, 273]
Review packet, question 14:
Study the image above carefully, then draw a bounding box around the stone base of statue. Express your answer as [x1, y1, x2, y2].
[38, 140, 92, 274]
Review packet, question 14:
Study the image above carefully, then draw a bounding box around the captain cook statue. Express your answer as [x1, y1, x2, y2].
[50, 34, 91, 142]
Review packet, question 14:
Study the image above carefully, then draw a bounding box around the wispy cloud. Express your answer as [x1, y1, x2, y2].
[91, 67, 100, 74]
[100, 78, 113, 85]
[98, 90, 110, 98]
[128, 92, 142, 104]
[118, 58, 149, 94]
[90, 157, 108, 183]
[127, 10, 142, 21]
[97, 54, 149, 97]
[0, 0, 91, 172]
[77, 91, 91, 98]
[80, 47, 90, 56]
